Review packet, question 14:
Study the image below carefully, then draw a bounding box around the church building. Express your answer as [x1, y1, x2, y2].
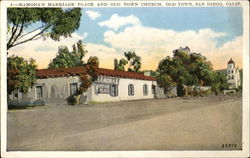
[226, 58, 241, 89]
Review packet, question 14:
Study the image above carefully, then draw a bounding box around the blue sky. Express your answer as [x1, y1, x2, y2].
[10, 7, 243, 70]
[78, 7, 242, 47]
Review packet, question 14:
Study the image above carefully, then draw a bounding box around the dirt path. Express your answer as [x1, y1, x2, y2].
[7, 94, 242, 151]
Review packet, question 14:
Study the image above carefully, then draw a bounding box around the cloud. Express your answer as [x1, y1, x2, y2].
[104, 26, 226, 53]
[8, 23, 242, 71]
[85, 44, 123, 69]
[85, 10, 101, 20]
[98, 14, 141, 31]
[8, 32, 88, 69]
[101, 25, 241, 70]
[205, 36, 242, 70]
[8, 30, 121, 70]
[82, 32, 88, 39]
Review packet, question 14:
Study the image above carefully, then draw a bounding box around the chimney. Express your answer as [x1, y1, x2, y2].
[144, 71, 151, 76]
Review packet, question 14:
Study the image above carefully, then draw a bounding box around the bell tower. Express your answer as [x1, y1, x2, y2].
[227, 58, 235, 80]
[227, 58, 235, 69]
[227, 58, 239, 88]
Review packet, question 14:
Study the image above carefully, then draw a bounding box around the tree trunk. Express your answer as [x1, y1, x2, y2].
[75, 94, 81, 104]
[184, 86, 188, 96]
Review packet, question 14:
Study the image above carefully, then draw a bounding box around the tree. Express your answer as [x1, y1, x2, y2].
[7, 8, 82, 50]
[7, 56, 37, 95]
[48, 40, 87, 68]
[68, 56, 99, 105]
[113, 51, 141, 72]
[157, 47, 216, 96]
[157, 74, 176, 94]
[210, 71, 229, 95]
[114, 59, 119, 70]
[156, 57, 176, 92]
[78, 56, 99, 95]
[114, 58, 128, 71]
[124, 51, 141, 72]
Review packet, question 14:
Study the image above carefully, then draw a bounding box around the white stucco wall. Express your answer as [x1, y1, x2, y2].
[9, 75, 156, 104]
[36, 76, 81, 99]
[10, 76, 83, 103]
[227, 65, 241, 88]
[91, 76, 156, 102]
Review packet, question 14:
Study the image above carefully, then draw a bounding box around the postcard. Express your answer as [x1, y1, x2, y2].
[1, 0, 249, 157]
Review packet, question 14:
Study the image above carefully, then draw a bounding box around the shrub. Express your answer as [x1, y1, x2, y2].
[67, 95, 77, 105]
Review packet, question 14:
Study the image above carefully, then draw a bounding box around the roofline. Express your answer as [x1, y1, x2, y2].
[36, 67, 156, 81]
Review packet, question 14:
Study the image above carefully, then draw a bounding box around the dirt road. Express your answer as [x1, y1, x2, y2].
[7, 94, 242, 151]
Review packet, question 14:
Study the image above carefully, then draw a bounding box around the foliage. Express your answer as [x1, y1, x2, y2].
[7, 8, 82, 50]
[143, 70, 159, 78]
[47, 39, 98, 105]
[210, 71, 229, 95]
[7, 56, 37, 94]
[68, 56, 99, 105]
[8, 100, 45, 109]
[77, 56, 99, 94]
[157, 47, 226, 96]
[67, 95, 78, 105]
[157, 56, 176, 92]
[113, 51, 141, 72]
[114, 58, 128, 71]
[157, 73, 175, 92]
[48, 40, 87, 68]
[124, 51, 141, 72]
[86, 56, 99, 80]
[114, 59, 119, 70]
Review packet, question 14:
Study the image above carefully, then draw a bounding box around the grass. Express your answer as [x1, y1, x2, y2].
[89, 101, 118, 104]
[8, 104, 45, 110]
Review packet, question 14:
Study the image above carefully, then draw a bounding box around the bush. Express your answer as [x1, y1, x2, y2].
[8, 100, 45, 110]
[177, 83, 185, 97]
[67, 95, 77, 105]
[238, 85, 242, 92]
[230, 87, 241, 92]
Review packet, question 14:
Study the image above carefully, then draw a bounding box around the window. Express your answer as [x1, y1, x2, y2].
[143, 84, 148, 96]
[70, 83, 78, 95]
[232, 75, 234, 79]
[152, 85, 156, 94]
[36, 86, 43, 99]
[110, 84, 118, 96]
[128, 84, 134, 96]
[13, 89, 19, 100]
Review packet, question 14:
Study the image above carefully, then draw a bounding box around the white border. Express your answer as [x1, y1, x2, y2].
[1, 2, 8, 158]
[1, 1, 249, 157]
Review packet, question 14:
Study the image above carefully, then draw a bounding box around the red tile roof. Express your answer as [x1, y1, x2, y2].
[36, 67, 156, 81]
[36, 67, 87, 78]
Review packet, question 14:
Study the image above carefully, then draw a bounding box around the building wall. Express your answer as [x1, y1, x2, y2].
[36, 76, 84, 103]
[9, 75, 156, 105]
[227, 64, 241, 89]
[91, 76, 157, 102]
[8, 76, 85, 105]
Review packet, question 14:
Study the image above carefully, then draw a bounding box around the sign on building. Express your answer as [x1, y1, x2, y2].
[94, 76, 119, 95]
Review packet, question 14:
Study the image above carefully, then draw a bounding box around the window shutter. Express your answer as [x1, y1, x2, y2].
[128, 85, 130, 96]
[116, 85, 118, 96]
[132, 85, 134, 95]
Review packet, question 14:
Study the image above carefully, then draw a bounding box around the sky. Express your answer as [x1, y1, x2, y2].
[8, 7, 243, 70]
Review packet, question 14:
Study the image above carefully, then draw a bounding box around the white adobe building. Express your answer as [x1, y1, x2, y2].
[8, 67, 157, 106]
[226, 58, 241, 89]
